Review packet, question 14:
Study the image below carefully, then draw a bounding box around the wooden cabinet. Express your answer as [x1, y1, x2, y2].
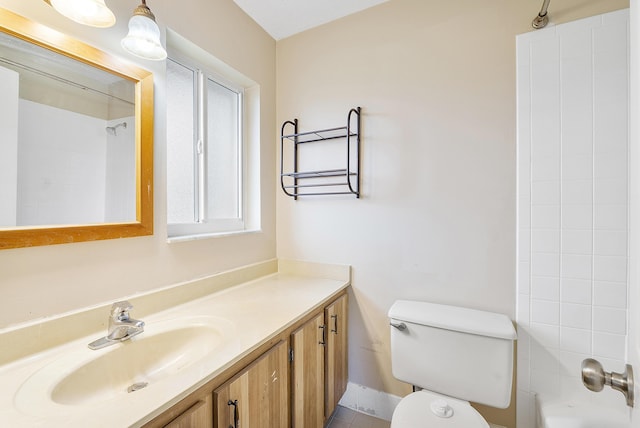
[164, 395, 212, 428]
[325, 293, 348, 418]
[291, 313, 325, 428]
[145, 291, 348, 428]
[291, 293, 349, 427]
[213, 341, 289, 428]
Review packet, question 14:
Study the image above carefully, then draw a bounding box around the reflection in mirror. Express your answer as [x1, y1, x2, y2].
[0, 7, 154, 249]
[0, 31, 136, 227]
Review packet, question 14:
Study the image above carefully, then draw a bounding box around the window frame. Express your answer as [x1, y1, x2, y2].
[166, 54, 247, 238]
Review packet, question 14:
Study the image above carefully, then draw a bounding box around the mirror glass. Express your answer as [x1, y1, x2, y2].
[0, 8, 154, 249]
[0, 31, 136, 227]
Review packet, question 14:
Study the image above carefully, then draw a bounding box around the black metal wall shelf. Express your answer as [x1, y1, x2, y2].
[280, 107, 361, 199]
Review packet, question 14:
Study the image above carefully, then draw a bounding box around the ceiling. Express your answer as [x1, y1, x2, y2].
[233, 0, 390, 40]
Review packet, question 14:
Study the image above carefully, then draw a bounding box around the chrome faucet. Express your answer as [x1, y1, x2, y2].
[88, 301, 145, 350]
[107, 301, 145, 340]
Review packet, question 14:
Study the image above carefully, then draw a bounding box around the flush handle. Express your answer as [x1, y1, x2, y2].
[390, 321, 407, 331]
[581, 358, 634, 407]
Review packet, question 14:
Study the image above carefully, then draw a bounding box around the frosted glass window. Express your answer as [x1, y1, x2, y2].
[166, 59, 196, 224]
[206, 79, 240, 220]
[166, 56, 244, 237]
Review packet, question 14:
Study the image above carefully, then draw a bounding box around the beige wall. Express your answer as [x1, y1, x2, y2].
[0, 0, 276, 327]
[275, 0, 628, 426]
[0, 0, 631, 425]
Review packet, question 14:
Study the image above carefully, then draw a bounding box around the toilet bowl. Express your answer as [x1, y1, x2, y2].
[388, 300, 516, 428]
[390, 390, 489, 428]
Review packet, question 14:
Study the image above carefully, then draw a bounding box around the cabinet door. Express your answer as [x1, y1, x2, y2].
[163, 395, 212, 428]
[213, 341, 289, 428]
[291, 312, 325, 428]
[325, 294, 348, 418]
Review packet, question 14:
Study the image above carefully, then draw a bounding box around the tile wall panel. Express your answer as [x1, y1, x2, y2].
[516, 9, 629, 428]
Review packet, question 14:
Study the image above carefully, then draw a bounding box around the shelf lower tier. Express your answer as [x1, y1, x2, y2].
[280, 169, 359, 198]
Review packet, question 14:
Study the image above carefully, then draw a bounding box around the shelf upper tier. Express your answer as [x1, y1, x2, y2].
[282, 126, 357, 144]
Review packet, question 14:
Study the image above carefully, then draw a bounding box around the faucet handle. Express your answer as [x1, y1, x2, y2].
[110, 300, 133, 318]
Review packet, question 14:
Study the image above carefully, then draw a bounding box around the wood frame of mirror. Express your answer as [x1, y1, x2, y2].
[0, 7, 154, 250]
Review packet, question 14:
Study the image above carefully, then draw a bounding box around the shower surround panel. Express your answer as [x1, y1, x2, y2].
[516, 9, 629, 428]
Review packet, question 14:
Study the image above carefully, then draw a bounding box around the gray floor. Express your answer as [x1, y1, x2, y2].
[326, 406, 391, 428]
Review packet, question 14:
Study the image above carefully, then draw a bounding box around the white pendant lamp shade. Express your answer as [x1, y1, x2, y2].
[50, 0, 116, 28]
[121, 2, 167, 61]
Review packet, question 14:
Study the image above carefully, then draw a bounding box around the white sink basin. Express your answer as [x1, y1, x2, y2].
[15, 316, 234, 415]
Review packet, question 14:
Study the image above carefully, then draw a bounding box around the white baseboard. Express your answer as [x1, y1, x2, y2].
[338, 382, 402, 421]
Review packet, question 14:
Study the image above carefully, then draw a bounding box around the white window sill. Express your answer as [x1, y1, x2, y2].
[167, 228, 262, 244]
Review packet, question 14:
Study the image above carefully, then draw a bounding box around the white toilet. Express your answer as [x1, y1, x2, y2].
[388, 300, 517, 427]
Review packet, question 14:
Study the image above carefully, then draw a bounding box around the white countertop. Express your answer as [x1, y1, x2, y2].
[0, 261, 349, 427]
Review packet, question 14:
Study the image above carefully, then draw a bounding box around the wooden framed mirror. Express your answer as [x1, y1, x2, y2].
[0, 7, 154, 249]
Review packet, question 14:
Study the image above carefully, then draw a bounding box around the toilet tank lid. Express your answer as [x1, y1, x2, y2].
[388, 300, 517, 340]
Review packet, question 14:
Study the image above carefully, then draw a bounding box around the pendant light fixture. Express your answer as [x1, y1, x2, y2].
[121, 0, 167, 61]
[46, 0, 116, 28]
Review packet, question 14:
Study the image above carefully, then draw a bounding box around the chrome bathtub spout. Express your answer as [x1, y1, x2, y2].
[88, 301, 145, 350]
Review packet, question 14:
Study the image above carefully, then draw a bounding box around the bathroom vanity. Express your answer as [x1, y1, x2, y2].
[149, 293, 348, 428]
[0, 260, 349, 427]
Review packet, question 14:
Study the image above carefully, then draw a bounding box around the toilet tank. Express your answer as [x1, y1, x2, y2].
[388, 300, 517, 409]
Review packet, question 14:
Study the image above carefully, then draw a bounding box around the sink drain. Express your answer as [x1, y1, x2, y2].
[127, 382, 149, 393]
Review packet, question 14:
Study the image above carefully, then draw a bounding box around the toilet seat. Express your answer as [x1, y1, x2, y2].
[391, 390, 490, 428]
